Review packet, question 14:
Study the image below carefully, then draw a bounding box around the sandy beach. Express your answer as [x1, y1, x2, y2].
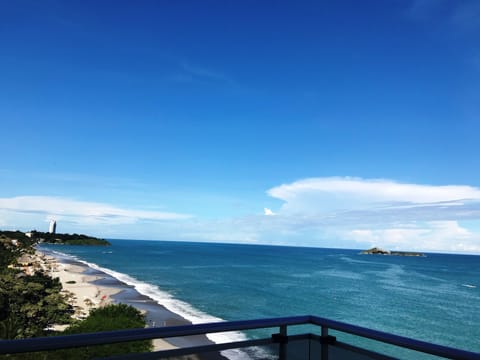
[34, 250, 179, 351]
[34, 252, 120, 321]
[34, 249, 223, 355]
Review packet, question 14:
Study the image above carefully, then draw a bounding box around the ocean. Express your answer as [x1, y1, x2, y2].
[40, 239, 480, 356]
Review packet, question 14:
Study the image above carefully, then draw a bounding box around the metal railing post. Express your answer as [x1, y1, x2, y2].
[321, 326, 328, 360]
[279, 325, 287, 360]
[271, 325, 288, 360]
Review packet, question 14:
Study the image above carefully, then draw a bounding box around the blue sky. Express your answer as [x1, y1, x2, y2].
[1, 0, 480, 252]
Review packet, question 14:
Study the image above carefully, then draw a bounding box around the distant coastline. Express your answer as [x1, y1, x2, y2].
[30, 231, 111, 246]
[360, 247, 425, 257]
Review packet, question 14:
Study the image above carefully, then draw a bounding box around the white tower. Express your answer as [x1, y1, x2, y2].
[49, 220, 56, 234]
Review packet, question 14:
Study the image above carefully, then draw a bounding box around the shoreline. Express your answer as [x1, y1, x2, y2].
[35, 248, 223, 354]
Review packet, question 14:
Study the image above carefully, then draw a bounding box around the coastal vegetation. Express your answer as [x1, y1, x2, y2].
[29, 231, 111, 246]
[57, 304, 152, 359]
[0, 231, 73, 340]
[0, 230, 151, 358]
[0, 271, 73, 339]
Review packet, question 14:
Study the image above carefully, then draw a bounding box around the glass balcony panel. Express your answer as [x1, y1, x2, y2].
[284, 338, 313, 360]
[153, 344, 280, 360]
[330, 331, 446, 360]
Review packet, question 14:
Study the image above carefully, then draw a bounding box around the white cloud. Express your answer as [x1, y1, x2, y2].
[263, 208, 275, 216]
[268, 177, 480, 208]
[267, 177, 480, 220]
[348, 221, 480, 253]
[263, 177, 480, 253]
[0, 196, 191, 227]
[3, 177, 480, 254]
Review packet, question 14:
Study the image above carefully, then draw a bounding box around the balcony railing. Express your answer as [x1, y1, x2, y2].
[0, 315, 479, 359]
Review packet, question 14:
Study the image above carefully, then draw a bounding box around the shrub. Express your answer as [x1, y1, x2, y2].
[53, 304, 152, 359]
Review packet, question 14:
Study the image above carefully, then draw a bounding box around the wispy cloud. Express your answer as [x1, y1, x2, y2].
[471, 51, 480, 71]
[406, 0, 446, 20]
[169, 60, 235, 85]
[451, 1, 480, 30]
[407, 0, 480, 31]
[181, 62, 232, 83]
[0, 196, 192, 226]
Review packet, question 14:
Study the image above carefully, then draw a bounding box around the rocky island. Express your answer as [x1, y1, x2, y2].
[360, 247, 425, 257]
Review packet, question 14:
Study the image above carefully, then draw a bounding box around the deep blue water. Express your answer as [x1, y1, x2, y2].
[40, 240, 480, 354]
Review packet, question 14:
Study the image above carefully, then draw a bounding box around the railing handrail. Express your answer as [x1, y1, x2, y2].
[0, 315, 311, 354]
[310, 316, 480, 360]
[0, 315, 479, 359]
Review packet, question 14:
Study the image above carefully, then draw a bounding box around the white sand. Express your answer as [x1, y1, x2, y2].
[34, 251, 177, 351]
[34, 252, 119, 319]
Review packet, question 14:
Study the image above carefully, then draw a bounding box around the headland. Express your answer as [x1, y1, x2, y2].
[31, 231, 111, 246]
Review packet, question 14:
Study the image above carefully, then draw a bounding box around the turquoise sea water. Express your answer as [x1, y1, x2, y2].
[40, 240, 480, 354]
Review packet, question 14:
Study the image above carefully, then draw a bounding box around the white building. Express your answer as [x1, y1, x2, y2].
[49, 220, 56, 234]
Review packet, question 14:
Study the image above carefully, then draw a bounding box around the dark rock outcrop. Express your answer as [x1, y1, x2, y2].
[360, 247, 425, 257]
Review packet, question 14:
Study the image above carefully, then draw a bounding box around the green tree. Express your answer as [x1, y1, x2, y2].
[0, 271, 73, 339]
[30, 231, 110, 246]
[53, 304, 152, 359]
[0, 242, 17, 270]
[1, 231, 71, 340]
